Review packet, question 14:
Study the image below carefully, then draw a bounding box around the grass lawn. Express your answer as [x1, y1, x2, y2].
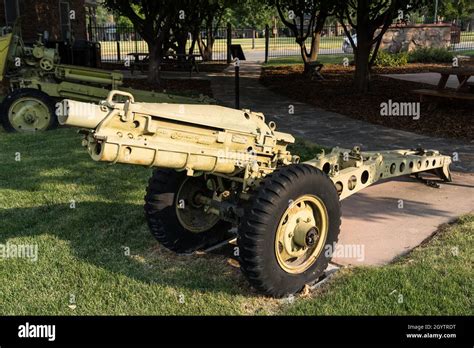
[0, 127, 472, 315]
[460, 32, 474, 43]
[268, 36, 344, 50]
[458, 49, 474, 56]
[266, 50, 473, 67]
[265, 54, 353, 66]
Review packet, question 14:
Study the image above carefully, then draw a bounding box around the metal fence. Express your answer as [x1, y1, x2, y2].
[88, 25, 228, 63]
[451, 28, 474, 52]
[89, 23, 474, 64]
[194, 26, 228, 61]
[268, 25, 346, 58]
[267, 24, 474, 59]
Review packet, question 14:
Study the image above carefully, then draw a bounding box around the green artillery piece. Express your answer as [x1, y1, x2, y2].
[0, 24, 208, 132]
[57, 90, 453, 297]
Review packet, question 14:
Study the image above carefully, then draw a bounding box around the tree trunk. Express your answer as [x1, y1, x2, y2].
[176, 34, 187, 64]
[353, 30, 371, 93]
[147, 41, 162, 84]
[176, 36, 187, 56]
[205, 24, 214, 61]
[189, 31, 197, 56]
[310, 33, 321, 61]
[197, 32, 213, 61]
[205, 40, 214, 61]
[197, 32, 204, 55]
[301, 33, 321, 75]
[301, 44, 310, 74]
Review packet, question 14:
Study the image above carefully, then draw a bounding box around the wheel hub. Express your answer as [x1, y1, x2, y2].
[175, 177, 220, 233]
[305, 227, 319, 247]
[275, 195, 329, 274]
[9, 97, 51, 131]
[24, 110, 37, 124]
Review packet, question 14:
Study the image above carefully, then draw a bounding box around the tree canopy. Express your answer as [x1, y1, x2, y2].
[334, 0, 429, 92]
[430, 0, 474, 23]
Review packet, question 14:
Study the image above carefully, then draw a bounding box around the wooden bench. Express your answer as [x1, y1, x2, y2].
[413, 88, 474, 102]
[128, 53, 200, 77]
[468, 81, 474, 92]
[161, 53, 200, 77]
[308, 61, 324, 81]
[128, 53, 149, 75]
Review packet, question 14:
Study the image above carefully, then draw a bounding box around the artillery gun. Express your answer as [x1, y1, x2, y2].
[58, 91, 452, 297]
[0, 24, 208, 132]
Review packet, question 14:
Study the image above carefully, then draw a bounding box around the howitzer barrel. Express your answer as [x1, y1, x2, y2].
[55, 65, 123, 87]
[58, 99, 109, 128]
[58, 91, 295, 177]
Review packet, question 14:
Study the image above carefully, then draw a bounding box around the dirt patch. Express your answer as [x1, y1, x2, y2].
[371, 63, 455, 74]
[101, 61, 229, 73]
[260, 63, 473, 140]
[123, 78, 213, 98]
[195, 61, 230, 73]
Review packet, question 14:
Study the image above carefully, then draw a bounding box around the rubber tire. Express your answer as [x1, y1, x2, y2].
[238, 164, 342, 297]
[0, 88, 58, 132]
[144, 169, 232, 254]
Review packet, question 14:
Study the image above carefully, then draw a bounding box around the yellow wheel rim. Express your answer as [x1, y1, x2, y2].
[8, 97, 51, 132]
[275, 195, 328, 274]
[175, 177, 220, 233]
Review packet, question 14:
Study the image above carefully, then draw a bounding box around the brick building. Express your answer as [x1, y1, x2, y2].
[0, 0, 97, 43]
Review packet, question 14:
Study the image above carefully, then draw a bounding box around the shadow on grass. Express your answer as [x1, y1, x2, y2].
[0, 128, 154, 202]
[0, 129, 250, 295]
[0, 201, 250, 296]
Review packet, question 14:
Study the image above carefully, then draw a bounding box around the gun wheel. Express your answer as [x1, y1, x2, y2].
[144, 169, 232, 254]
[0, 88, 57, 132]
[238, 164, 341, 297]
[274, 195, 328, 274]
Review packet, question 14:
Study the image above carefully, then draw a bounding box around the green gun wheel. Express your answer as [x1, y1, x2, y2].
[0, 88, 58, 132]
[144, 169, 232, 254]
[238, 164, 341, 297]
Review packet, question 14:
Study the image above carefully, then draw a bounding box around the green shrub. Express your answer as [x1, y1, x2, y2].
[288, 138, 329, 162]
[408, 47, 454, 63]
[373, 50, 409, 67]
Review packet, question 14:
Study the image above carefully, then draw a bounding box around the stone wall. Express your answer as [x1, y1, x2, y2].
[380, 24, 452, 53]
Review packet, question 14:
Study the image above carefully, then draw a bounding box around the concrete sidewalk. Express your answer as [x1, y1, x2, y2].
[334, 172, 473, 265]
[206, 61, 473, 266]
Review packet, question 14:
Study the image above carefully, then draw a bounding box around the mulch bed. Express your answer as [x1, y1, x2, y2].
[194, 61, 230, 73]
[260, 63, 474, 140]
[123, 78, 213, 98]
[102, 61, 229, 73]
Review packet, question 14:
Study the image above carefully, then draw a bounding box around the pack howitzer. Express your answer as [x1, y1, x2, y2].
[59, 91, 453, 297]
[0, 25, 209, 132]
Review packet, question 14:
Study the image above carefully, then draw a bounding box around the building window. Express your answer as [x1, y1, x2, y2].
[59, 1, 71, 41]
[4, 0, 19, 26]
